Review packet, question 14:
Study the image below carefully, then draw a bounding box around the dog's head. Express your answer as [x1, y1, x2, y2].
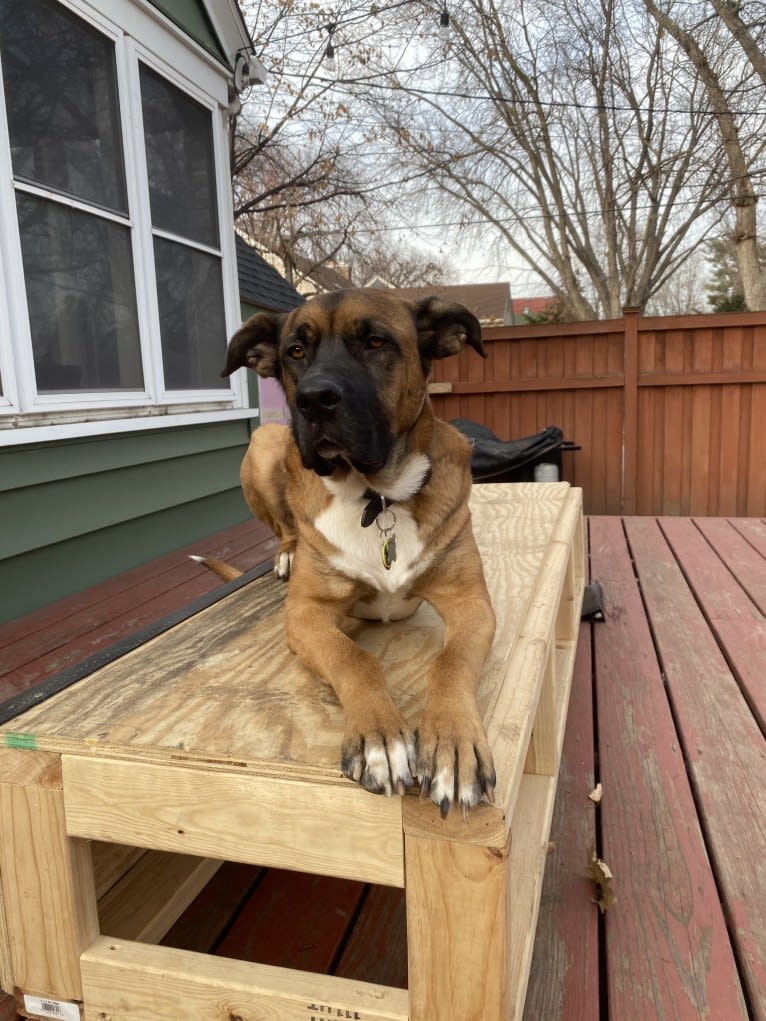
[221, 288, 485, 476]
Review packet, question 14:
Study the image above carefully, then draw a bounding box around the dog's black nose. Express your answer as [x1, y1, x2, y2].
[295, 377, 343, 420]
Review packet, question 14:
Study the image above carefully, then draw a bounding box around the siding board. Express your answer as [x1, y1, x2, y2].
[1, 421, 253, 624]
[0, 421, 250, 491]
[3, 446, 246, 559]
[2, 488, 251, 625]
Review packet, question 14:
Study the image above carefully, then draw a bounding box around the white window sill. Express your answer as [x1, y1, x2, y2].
[0, 405, 260, 446]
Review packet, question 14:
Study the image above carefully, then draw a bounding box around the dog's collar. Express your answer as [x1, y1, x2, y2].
[360, 491, 389, 527]
[360, 467, 432, 528]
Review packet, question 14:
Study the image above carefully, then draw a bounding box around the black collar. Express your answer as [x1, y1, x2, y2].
[360, 491, 388, 527]
[360, 467, 432, 527]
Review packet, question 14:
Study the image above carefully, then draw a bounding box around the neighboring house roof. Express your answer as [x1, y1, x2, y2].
[512, 296, 556, 319]
[365, 274, 397, 289]
[384, 282, 514, 325]
[247, 248, 352, 298]
[236, 235, 304, 312]
[292, 254, 352, 295]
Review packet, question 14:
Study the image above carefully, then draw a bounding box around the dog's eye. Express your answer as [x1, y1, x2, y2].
[367, 335, 385, 349]
[286, 345, 305, 360]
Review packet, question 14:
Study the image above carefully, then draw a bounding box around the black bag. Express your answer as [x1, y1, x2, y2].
[451, 418, 571, 482]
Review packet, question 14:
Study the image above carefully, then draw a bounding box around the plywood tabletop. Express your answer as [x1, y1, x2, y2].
[1, 484, 578, 791]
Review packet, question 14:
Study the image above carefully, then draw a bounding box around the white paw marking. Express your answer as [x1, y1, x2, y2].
[387, 738, 414, 789]
[363, 743, 392, 795]
[430, 766, 454, 806]
[274, 551, 293, 579]
[459, 781, 481, 808]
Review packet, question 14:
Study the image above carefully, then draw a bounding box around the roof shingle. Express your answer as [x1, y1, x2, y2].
[236, 235, 304, 312]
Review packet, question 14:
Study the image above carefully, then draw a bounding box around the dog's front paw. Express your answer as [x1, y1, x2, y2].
[340, 707, 417, 797]
[416, 706, 496, 819]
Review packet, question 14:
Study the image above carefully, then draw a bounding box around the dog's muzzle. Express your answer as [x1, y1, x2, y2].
[292, 359, 393, 477]
[295, 374, 343, 423]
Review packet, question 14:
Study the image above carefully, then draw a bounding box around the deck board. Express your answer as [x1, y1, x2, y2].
[334, 886, 408, 989]
[1, 507, 765, 1021]
[214, 870, 367, 974]
[626, 516, 766, 1020]
[0, 519, 272, 649]
[592, 516, 748, 1019]
[661, 517, 766, 729]
[0, 520, 277, 699]
[522, 616, 599, 1021]
[159, 862, 264, 954]
[694, 517, 766, 616]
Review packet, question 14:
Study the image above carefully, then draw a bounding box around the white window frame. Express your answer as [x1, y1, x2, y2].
[0, 0, 250, 441]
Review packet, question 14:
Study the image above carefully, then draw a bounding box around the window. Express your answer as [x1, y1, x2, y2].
[140, 65, 227, 391]
[0, 0, 241, 425]
[16, 195, 143, 392]
[2, 0, 142, 395]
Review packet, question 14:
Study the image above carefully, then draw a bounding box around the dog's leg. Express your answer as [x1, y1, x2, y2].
[240, 424, 297, 579]
[285, 589, 417, 797]
[414, 542, 497, 818]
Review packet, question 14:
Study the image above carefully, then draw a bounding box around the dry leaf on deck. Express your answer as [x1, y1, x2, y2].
[589, 782, 603, 803]
[588, 847, 617, 912]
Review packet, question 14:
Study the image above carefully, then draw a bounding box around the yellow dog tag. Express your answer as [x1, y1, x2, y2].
[380, 534, 397, 570]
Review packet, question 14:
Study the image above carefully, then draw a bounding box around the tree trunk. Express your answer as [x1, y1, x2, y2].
[642, 0, 766, 310]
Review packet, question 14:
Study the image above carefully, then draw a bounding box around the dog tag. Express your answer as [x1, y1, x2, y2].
[380, 534, 397, 570]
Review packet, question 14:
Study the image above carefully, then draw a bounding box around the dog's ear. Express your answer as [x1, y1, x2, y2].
[412, 296, 486, 363]
[220, 313, 285, 379]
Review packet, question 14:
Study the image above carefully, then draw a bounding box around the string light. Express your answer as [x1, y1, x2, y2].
[439, 4, 450, 40]
[324, 22, 337, 75]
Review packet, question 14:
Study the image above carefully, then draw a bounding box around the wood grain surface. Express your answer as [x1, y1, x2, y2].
[2, 485, 580, 801]
[81, 936, 410, 1021]
[523, 620, 599, 1021]
[625, 515, 765, 1019]
[594, 516, 749, 1019]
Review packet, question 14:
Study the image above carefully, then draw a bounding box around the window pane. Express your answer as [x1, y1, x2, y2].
[141, 66, 219, 247]
[16, 194, 143, 392]
[154, 238, 227, 390]
[0, 0, 128, 214]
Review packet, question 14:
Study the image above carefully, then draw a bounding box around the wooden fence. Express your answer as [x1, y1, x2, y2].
[429, 307, 766, 516]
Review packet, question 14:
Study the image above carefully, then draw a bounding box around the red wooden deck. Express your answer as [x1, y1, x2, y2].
[1, 512, 764, 1020]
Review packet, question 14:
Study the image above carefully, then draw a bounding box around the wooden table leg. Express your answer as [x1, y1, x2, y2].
[0, 750, 98, 1010]
[405, 831, 510, 1021]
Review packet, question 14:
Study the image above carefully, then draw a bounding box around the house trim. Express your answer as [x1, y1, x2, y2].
[1, 407, 259, 447]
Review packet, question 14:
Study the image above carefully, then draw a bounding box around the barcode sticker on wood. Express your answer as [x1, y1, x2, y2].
[23, 995, 81, 1021]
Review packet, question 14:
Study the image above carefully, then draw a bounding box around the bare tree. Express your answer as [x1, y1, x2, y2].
[355, 0, 734, 317]
[346, 238, 455, 286]
[644, 248, 709, 315]
[234, 0, 442, 284]
[232, 1, 373, 276]
[640, 0, 766, 309]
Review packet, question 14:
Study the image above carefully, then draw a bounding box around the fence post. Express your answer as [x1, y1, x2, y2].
[622, 307, 640, 515]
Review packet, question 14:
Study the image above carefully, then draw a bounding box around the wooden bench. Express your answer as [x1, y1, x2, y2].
[0, 482, 583, 1021]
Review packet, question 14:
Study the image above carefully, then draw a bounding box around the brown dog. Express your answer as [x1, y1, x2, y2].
[221, 288, 496, 817]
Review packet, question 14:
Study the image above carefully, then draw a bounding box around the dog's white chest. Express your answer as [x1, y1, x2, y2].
[314, 483, 429, 611]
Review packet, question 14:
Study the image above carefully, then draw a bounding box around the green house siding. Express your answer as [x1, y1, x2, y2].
[0, 419, 254, 624]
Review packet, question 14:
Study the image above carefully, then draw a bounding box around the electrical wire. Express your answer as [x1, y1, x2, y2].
[275, 67, 766, 121]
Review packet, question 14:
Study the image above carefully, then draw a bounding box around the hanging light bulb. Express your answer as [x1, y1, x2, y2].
[439, 4, 450, 39]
